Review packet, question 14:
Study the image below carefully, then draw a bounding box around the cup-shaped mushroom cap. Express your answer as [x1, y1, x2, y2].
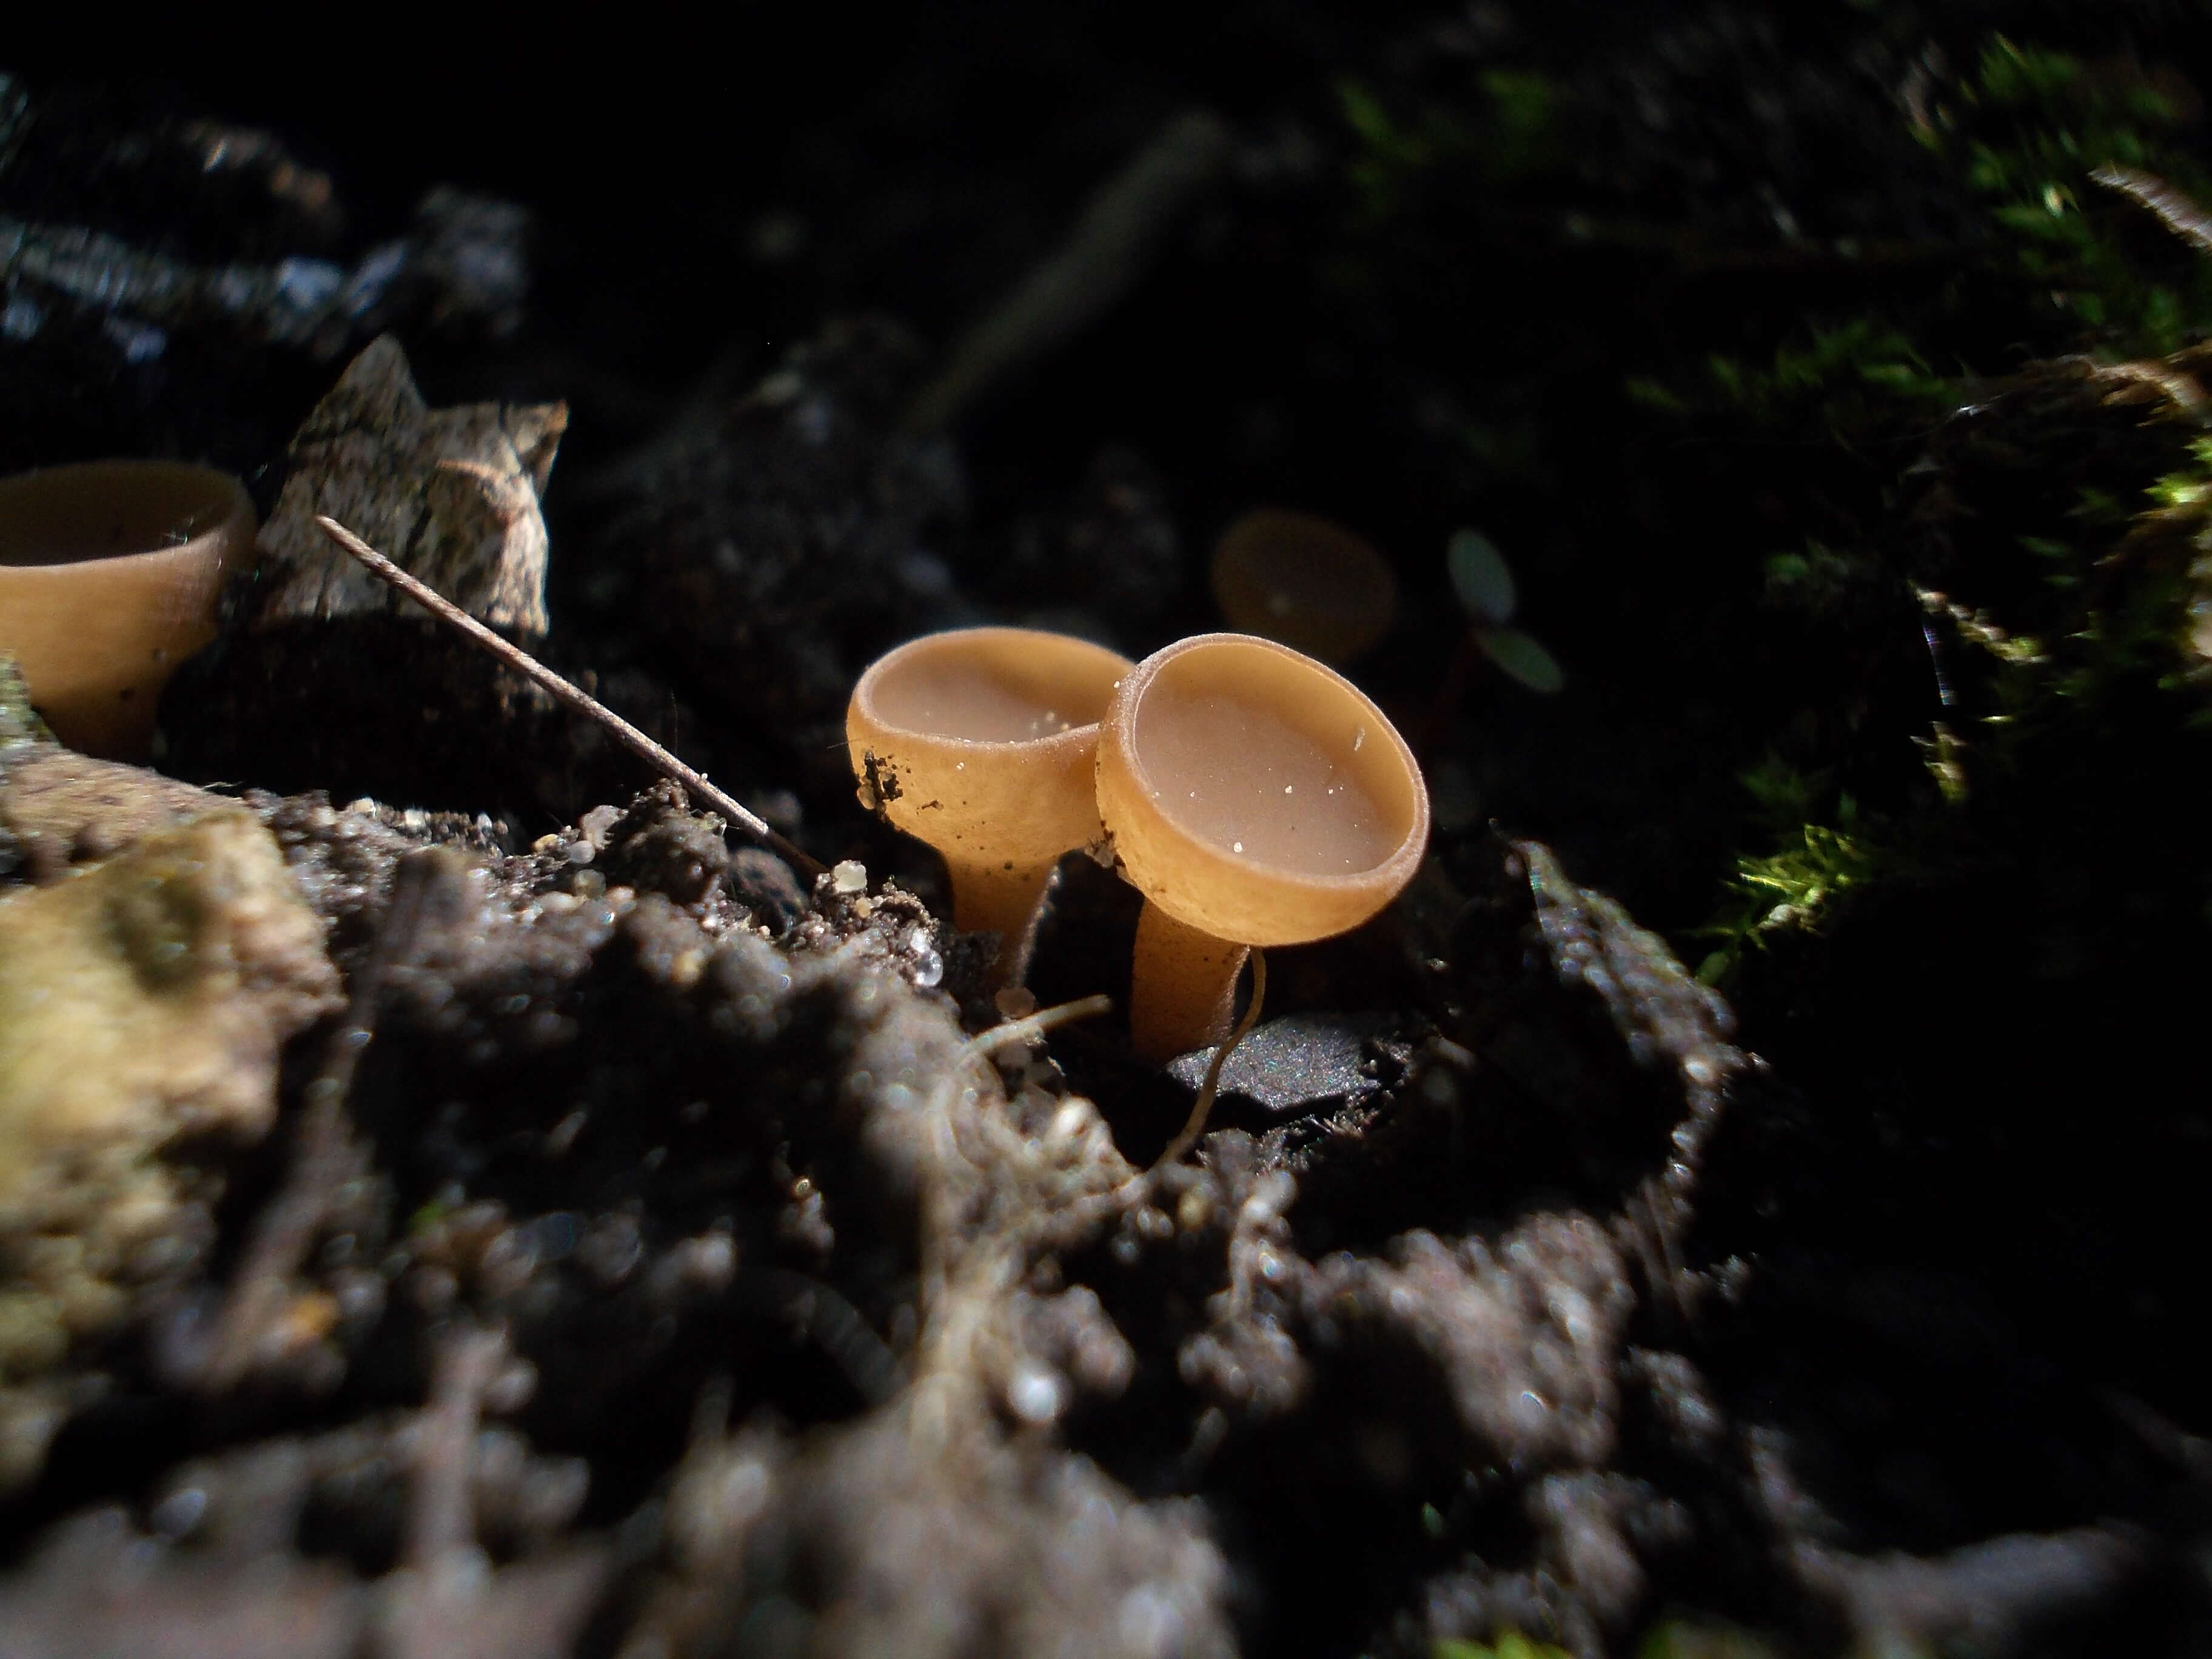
[1210, 508, 1398, 665]
[0, 461, 255, 757]
[847, 627, 1134, 871]
[1098, 632, 1429, 948]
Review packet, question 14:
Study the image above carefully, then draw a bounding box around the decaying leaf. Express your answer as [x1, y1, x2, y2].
[251, 336, 565, 634]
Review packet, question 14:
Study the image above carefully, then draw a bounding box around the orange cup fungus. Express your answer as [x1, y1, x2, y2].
[847, 626, 1133, 981]
[1097, 632, 1429, 1061]
[0, 460, 255, 758]
[1209, 508, 1398, 666]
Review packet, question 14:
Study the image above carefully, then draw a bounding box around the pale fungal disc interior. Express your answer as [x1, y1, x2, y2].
[0, 466, 240, 567]
[873, 653, 1105, 744]
[1135, 688, 1393, 876]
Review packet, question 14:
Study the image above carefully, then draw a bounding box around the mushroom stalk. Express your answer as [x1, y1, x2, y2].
[1128, 899, 1250, 1062]
[944, 855, 1055, 984]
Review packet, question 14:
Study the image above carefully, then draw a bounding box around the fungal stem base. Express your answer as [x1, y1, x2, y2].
[1128, 900, 1249, 1062]
[947, 857, 1054, 987]
[1153, 948, 1265, 1169]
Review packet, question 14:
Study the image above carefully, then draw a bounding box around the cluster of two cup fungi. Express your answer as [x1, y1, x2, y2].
[847, 592, 1431, 1156]
[0, 459, 1430, 1161]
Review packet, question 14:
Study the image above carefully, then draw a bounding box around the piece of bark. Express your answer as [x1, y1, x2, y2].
[252, 337, 563, 634]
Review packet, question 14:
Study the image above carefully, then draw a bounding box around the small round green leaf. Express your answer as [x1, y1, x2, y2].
[1446, 528, 1517, 625]
[1475, 626, 1564, 694]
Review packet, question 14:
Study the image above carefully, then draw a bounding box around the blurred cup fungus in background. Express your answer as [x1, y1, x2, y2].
[0, 461, 255, 759]
[1208, 507, 1398, 665]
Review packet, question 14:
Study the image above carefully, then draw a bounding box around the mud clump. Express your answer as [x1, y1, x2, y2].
[602, 319, 969, 814]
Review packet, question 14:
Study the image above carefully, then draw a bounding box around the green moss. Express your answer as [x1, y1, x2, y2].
[1476, 68, 1561, 183]
[1698, 790, 1889, 985]
[1629, 309, 1955, 432]
[1701, 320, 1952, 424]
[1326, 24, 2211, 1019]
[1339, 79, 1447, 228]
[1338, 67, 1564, 228]
[1436, 1633, 1573, 1659]
[1703, 340, 2212, 987]
[2141, 437, 2212, 674]
[1671, 29, 2212, 987]
[1637, 1616, 1789, 1659]
[1941, 37, 2212, 354]
[1629, 32, 2212, 429]
[1763, 542, 1879, 611]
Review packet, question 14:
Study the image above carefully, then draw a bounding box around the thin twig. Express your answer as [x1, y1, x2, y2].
[313, 515, 825, 879]
[905, 110, 1232, 431]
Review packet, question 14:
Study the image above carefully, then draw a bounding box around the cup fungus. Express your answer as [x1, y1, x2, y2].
[0, 460, 255, 758]
[1096, 632, 1429, 1061]
[847, 626, 1133, 980]
[1210, 508, 1398, 665]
